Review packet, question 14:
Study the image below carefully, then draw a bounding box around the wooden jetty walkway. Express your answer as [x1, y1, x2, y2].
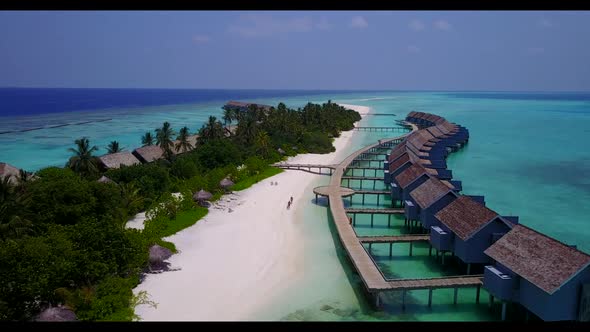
[273, 163, 336, 175]
[359, 234, 429, 259]
[321, 121, 486, 310]
[353, 126, 409, 132]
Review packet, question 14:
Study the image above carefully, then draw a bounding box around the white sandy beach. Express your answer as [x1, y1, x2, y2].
[133, 103, 370, 321]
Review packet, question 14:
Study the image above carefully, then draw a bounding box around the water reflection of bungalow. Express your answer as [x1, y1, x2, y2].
[405, 177, 458, 229]
[432, 196, 515, 274]
[483, 224, 590, 321]
[98, 151, 141, 170]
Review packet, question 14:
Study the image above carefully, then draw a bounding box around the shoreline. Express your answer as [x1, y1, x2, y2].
[132, 103, 371, 321]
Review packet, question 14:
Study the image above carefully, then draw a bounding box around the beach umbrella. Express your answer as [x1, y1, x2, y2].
[193, 189, 213, 202]
[97, 175, 115, 184]
[35, 305, 77, 322]
[220, 178, 234, 188]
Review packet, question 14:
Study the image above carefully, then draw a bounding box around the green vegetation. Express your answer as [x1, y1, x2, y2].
[0, 100, 360, 321]
[232, 166, 283, 191]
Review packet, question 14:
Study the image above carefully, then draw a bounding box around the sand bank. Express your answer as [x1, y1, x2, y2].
[133, 104, 370, 321]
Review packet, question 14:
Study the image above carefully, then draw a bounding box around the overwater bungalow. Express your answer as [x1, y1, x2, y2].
[132, 145, 165, 163]
[391, 163, 432, 205]
[405, 177, 458, 229]
[0, 162, 20, 185]
[98, 151, 141, 170]
[483, 224, 590, 321]
[432, 195, 515, 273]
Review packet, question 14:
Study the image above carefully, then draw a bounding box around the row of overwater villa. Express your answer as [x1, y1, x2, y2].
[320, 111, 590, 322]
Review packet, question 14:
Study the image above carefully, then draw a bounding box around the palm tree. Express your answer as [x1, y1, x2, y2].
[255, 130, 271, 158]
[141, 132, 154, 146]
[198, 116, 225, 145]
[66, 137, 100, 178]
[155, 122, 176, 154]
[107, 141, 123, 154]
[222, 108, 234, 127]
[175, 127, 193, 153]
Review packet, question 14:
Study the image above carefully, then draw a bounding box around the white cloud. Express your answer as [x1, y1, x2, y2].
[539, 18, 554, 28]
[409, 19, 426, 31]
[527, 47, 545, 54]
[433, 20, 452, 31]
[350, 16, 368, 29]
[192, 35, 210, 43]
[316, 17, 333, 31]
[228, 14, 314, 38]
[407, 45, 421, 53]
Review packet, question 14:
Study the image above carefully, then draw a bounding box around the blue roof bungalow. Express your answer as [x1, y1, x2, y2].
[391, 164, 432, 205]
[405, 177, 458, 228]
[431, 196, 515, 274]
[483, 225, 590, 321]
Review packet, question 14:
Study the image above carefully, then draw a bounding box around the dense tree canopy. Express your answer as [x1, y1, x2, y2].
[0, 101, 361, 321]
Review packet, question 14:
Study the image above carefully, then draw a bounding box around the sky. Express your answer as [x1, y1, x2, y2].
[1, 11, 589, 91]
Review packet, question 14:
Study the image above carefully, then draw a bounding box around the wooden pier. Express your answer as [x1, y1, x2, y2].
[353, 126, 409, 132]
[360, 235, 429, 258]
[273, 163, 336, 175]
[322, 121, 486, 310]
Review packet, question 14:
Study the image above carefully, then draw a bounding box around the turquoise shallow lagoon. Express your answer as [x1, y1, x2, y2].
[1, 90, 589, 321]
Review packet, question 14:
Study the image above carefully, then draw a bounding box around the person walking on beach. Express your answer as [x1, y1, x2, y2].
[287, 200, 291, 210]
[290, 196, 293, 204]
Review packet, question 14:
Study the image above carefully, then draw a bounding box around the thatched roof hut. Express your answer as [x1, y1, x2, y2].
[0, 162, 20, 185]
[98, 151, 141, 169]
[132, 145, 164, 163]
[193, 189, 212, 202]
[97, 175, 115, 184]
[35, 305, 77, 321]
[149, 244, 173, 264]
[172, 134, 199, 155]
[220, 178, 234, 188]
[409, 177, 455, 209]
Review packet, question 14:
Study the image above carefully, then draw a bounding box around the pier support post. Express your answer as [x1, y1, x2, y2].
[353, 213, 356, 226]
[476, 285, 481, 304]
[369, 243, 372, 253]
[362, 194, 365, 205]
[363, 169, 366, 177]
[377, 195, 380, 206]
[489, 294, 494, 308]
[387, 214, 391, 227]
[428, 289, 433, 307]
[370, 214, 374, 227]
[467, 263, 471, 275]
[409, 242, 413, 256]
[402, 290, 406, 310]
[360, 180, 363, 189]
[429, 245, 433, 257]
[453, 288, 458, 305]
[389, 243, 393, 257]
[501, 302, 507, 321]
[315, 194, 318, 203]
[350, 196, 353, 205]
[375, 292, 380, 308]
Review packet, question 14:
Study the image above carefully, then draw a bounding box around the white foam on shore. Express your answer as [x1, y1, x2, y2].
[133, 104, 371, 321]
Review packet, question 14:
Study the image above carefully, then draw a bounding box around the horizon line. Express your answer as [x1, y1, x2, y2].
[2, 86, 590, 94]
